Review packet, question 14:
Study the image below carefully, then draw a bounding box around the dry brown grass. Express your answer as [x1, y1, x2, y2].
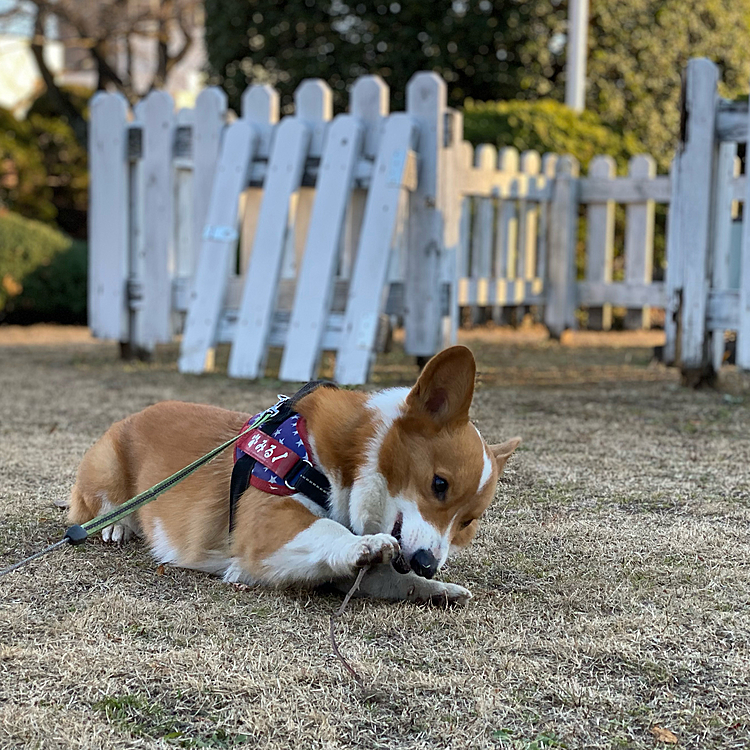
[1, 326, 749, 749]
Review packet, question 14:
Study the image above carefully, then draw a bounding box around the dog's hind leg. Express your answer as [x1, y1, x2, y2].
[68, 427, 141, 544]
[227, 492, 400, 587]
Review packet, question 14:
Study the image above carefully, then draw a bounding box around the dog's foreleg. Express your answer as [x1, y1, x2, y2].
[339, 565, 472, 605]
[227, 493, 400, 587]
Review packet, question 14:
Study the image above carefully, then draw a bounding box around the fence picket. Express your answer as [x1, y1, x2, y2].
[469, 144, 497, 321]
[335, 114, 419, 384]
[405, 72, 447, 357]
[585, 155, 616, 329]
[192, 88, 227, 278]
[624, 154, 657, 328]
[227, 119, 311, 379]
[344, 76, 389, 279]
[88, 93, 130, 342]
[544, 156, 579, 337]
[136, 91, 175, 352]
[178, 121, 258, 373]
[739, 99, 750, 369]
[710, 143, 738, 371]
[279, 115, 364, 381]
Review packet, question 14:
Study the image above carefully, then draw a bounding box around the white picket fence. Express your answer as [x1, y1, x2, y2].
[663, 57, 750, 382]
[454, 147, 670, 336]
[88, 71, 671, 384]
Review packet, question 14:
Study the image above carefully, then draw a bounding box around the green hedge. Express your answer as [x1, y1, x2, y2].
[462, 99, 643, 173]
[0, 210, 87, 324]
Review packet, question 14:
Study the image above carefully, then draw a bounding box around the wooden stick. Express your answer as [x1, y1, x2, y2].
[329, 566, 369, 686]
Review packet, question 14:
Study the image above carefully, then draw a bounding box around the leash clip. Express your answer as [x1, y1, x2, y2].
[261, 394, 289, 422]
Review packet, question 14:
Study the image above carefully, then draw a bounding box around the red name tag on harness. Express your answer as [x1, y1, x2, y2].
[236, 429, 301, 480]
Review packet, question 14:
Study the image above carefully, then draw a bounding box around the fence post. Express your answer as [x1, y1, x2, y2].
[88, 93, 130, 343]
[405, 72, 447, 359]
[673, 59, 719, 384]
[585, 155, 616, 330]
[624, 154, 657, 329]
[544, 155, 580, 338]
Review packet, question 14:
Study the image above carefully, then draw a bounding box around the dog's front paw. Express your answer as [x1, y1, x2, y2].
[101, 523, 133, 544]
[408, 579, 472, 606]
[351, 533, 400, 568]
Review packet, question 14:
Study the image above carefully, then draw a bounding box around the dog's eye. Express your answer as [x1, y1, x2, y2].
[431, 475, 449, 500]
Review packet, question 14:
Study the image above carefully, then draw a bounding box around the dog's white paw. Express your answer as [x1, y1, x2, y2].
[350, 533, 400, 568]
[408, 579, 472, 606]
[101, 523, 133, 544]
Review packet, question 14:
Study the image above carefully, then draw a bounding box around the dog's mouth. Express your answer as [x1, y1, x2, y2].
[390, 513, 410, 574]
[391, 513, 403, 543]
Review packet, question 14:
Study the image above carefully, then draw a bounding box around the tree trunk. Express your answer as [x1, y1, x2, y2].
[30, 13, 88, 147]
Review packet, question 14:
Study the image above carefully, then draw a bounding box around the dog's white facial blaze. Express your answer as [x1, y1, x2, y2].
[390, 496, 447, 565]
[349, 388, 409, 536]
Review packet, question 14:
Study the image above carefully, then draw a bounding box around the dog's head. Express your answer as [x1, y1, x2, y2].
[378, 345, 521, 578]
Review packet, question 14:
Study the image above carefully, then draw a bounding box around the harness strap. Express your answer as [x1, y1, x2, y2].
[228, 381, 337, 533]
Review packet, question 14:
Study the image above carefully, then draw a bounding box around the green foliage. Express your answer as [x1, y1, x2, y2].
[582, 0, 750, 170]
[203, 0, 567, 113]
[0, 210, 87, 324]
[463, 99, 642, 171]
[205, 0, 750, 172]
[0, 108, 55, 223]
[0, 88, 89, 235]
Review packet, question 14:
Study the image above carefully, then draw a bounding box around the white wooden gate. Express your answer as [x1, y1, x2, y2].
[89, 73, 450, 384]
[89, 70, 674, 384]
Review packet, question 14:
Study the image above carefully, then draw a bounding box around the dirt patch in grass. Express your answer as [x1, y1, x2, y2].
[1, 327, 749, 749]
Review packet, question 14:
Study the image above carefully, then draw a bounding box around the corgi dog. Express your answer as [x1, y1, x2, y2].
[68, 346, 520, 604]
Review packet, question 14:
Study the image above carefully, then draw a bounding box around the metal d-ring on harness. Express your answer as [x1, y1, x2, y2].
[0, 382, 335, 579]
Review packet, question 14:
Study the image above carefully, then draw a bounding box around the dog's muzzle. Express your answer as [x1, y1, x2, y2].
[410, 548, 438, 579]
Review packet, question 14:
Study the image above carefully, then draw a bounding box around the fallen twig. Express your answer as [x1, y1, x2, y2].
[329, 566, 369, 687]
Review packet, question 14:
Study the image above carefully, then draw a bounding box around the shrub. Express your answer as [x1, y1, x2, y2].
[462, 98, 643, 173]
[0, 108, 56, 223]
[0, 90, 89, 236]
[0, 210, 87, 324]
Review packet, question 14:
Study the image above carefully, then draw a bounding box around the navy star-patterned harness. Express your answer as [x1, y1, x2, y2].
[228, 381, 335, 533]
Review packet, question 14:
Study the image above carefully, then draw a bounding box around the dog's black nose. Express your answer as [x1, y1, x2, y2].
[410, 548, 438, 579]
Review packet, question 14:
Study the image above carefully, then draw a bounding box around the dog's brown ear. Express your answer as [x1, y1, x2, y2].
[489, 437, 522, 472]
[405, 346, 476, 426]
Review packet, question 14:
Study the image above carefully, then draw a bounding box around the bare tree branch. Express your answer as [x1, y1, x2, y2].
[30, 7, 88, 145]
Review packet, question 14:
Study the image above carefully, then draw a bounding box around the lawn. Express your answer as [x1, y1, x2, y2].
[0, 326, 749, 749]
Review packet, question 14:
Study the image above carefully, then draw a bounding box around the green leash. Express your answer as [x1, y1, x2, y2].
[0, 398, 286, 579]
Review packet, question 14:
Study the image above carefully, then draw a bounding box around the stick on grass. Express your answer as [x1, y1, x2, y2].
[329, 566, 369, 687]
